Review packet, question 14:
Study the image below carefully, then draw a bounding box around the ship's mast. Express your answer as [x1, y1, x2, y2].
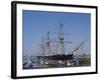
[59, 24, 65, 54]
[46, 23, 72, 55]
[46, 31, 51, 55]
[41, 38, 45, 55]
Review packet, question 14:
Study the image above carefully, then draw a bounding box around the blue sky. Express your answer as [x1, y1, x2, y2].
[23, 10, 90, 56]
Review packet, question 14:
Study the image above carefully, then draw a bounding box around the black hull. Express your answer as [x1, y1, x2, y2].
[37, 54, 73, 60]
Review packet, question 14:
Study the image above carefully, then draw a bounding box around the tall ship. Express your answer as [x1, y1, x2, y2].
[23, 23, 90, 69]
[36, 24, 85, 67]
